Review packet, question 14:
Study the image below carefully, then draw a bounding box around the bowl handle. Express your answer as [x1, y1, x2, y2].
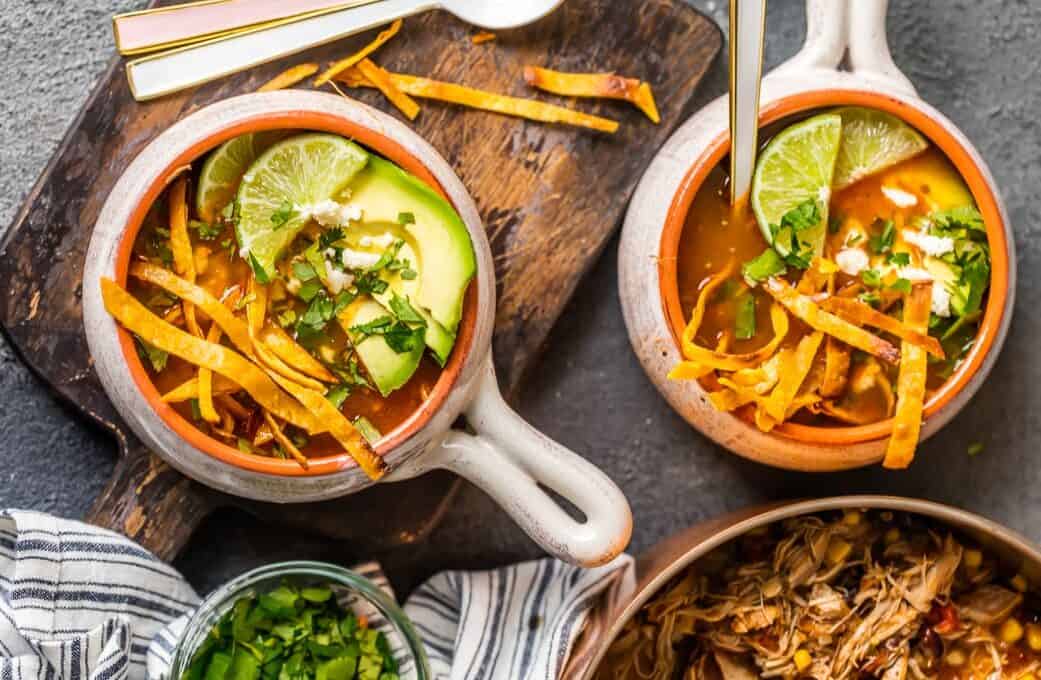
[845, 0, 917, 96]
[773, 0, 848, 75]
[387, 356, 633, 567]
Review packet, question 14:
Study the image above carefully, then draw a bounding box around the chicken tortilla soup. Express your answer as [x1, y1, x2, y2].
[669, 108, 992, 468]
[102, 131, 476, 479]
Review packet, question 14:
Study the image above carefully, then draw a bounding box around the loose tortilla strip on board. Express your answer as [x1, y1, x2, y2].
[102, 279, 320, 433]
[884, 283, 933, 469]
[257, 63, 319, 92]
[337, 67, 619, 133]
[764, 277, 900, 365]
[522, 66, 660, 123]
[266, 371, 385, 480]
[820, 296, 944, 358]
[313, 20, 402, 86]
[355, 59, 420, 121]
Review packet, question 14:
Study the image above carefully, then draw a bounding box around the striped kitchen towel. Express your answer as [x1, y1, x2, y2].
[0, 509, 199, 680]
[0, 509, 634, 680]
[403, 555, 635, 680]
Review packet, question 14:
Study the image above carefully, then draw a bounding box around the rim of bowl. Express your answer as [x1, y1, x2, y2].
[113, 110, 480, 476]
[169, 560, 429, 680]
[658, 89, 1011, 445]
[583, 495, 1041, 680]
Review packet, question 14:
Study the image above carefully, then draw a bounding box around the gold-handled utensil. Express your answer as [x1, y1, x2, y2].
[728, 0, 767, 205]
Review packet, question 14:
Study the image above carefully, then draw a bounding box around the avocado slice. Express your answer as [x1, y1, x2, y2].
[338, 296, 422, 397]
[346, 156, 475, 332]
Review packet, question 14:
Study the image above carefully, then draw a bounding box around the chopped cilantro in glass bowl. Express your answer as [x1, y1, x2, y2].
[170, 562, 428, 680]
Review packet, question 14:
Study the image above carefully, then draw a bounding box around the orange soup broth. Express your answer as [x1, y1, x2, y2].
[127, 177, 441, 458]
[676, 144, 977, 427]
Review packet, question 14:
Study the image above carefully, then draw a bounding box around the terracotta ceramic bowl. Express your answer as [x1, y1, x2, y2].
[83, 90, 632, 567]
[619, 0, 1014, 470]
[571, 495, 1041, 680]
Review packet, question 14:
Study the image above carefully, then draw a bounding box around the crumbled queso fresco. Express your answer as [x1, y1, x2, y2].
[902, 228, 955, 257]
[303, 199, 364, 227]
[898, 266, 952, 317]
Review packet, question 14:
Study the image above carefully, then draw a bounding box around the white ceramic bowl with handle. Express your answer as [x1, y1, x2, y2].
[619, 0, 1015, 470]
[83, 90, 632, 567]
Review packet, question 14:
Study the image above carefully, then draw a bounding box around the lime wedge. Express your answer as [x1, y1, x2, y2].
[195, 131, 287, 222]
[235, 133, 368, 279]
[751, 113, 841, 259]
[832, 107, 928, 189]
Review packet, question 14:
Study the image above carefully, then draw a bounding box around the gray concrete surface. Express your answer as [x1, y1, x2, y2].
[2, 0, 1040, 597]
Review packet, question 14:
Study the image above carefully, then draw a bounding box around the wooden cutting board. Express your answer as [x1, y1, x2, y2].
[0, 0, 721, 561]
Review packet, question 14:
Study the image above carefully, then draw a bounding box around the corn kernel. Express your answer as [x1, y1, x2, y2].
[1027, 623, 1041, 651]
[944, 648, 966, 666]
[1000, 618, 1024, 644]
[793, 649, 812, 672]
[826, 538, 852, 565]
[963, 549, 983, 569]
[842, 510, 862, 526]
[1012, 574, 1029, 592]
[884, 528, 900, 545]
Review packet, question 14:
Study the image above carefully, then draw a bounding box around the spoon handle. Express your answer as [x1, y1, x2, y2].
[728, 0, 767, 205]
[113, 0, 375, 55]
[126, 0, 435, 101]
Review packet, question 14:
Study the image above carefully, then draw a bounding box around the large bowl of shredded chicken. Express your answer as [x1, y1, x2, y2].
[585, 497, 1041, 680]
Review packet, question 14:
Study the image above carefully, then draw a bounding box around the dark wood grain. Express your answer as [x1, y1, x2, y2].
[0, 0, 721, 561]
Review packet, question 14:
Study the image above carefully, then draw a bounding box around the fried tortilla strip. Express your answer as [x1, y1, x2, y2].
[252, 339, 327, 392]
[130, 262, 253, 355]
[258, 325, 337, 383]
[821, 336, 851, 398]
[819, 400, 876, 425]
[764, 332, 824, 423]
[101, 279, 320, 433]
[884, 283, 932, 469]
[167, 177, 203, 337]
[263, 411, 309, 469]
[313, 19, 402, 86]
[522, 66, 660, 123]
[683, 303, 790, 372]
[764, 277, 900, 365]
[356, 59, 420, 120]
[338, 67, 619, 133]
[217, 394, 250, 420]
[820, 296, 944, 358]
[161, 375, 240, 403]
[246, 276, 267, 338]
[197, 321, 223, 423]
[257, 63, 319, 92]
[668, 263, 736, 380]
[266, 371, 385, 480]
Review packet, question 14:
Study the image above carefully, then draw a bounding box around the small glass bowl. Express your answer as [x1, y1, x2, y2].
[169, 561, 429, 680]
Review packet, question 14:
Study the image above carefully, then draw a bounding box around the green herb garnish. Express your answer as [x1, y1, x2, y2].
[868, 218, 895, 255]
[135, 336, 169, 372]
[189, 220, 223, 240]
[352, 416, 382, 444]
[325, 385, 350, 409]
[318, 228, 346, 250]
[183, 580, 399, 680]
[860, 269, 882, 288]
[270, 200, 296, 229]
[768, 199, 821, 269]
[397, 212, 415, 225]
[734, 294, 756, 340]
[886, 251, 911, 267]
[742, 249, 786, 284]
[888, 277, 912, 294]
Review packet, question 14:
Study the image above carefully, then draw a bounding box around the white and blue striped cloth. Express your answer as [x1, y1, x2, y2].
[0, 510, 634, 680]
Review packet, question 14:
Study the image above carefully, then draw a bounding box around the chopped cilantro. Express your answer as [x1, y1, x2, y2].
[333, 290, 356, 316]
[397, 211, 416, 225]
[247, 252, 271, 284]
[292, 262, 318, 282]
[354, 271, 389, 296]
[859, 291, 881, 306]
[349, 315, 394, 337]
[861, 269, 882, 288]
[887, 251, 911, 266]
[349, 314, 424, 355]
[741, 249, 787, 284]
[888, 277, 912, 294]
[868, 219, 895, 255]
[189, 398, 202, 422]
[389, 293, 426, 325]
[318, 227, 345, 250]
[295, 291, 336, 344]
[277, 309, 297, 327]
[828, 213, 843, 235]
[188, 219, 223, 240]
[846, 233, 863, 246]
[236, 438, 255, 454]
[270, 200, 295, 229]
[297, 280, 322, 302]
[135, 336, 169, 372]
[767, 199, 821, 270]
[366, 240, 405, 272]
[735, 294, 756, 340]
[930, 205, 984, 235]
[399, 268, 418, 280]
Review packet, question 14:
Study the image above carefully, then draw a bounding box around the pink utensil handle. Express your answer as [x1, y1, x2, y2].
[113, 0, 363, 54]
